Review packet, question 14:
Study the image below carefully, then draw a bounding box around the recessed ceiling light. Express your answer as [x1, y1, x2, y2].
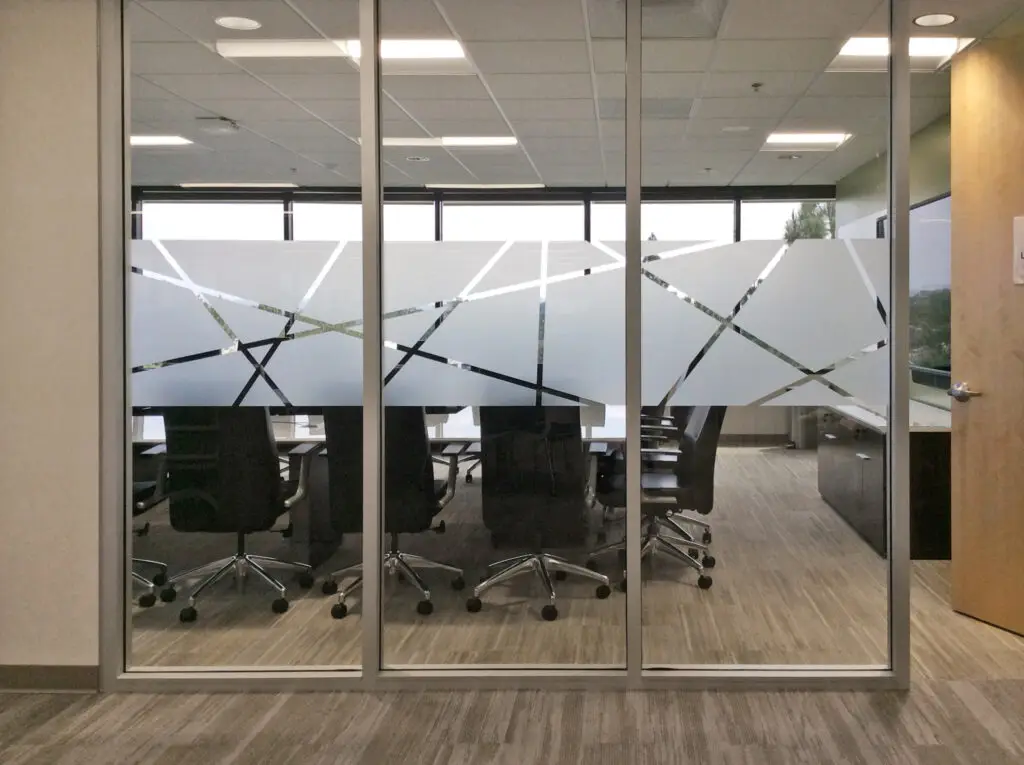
[130, 135, 193, 147]
[721, 125, 750, 133]
[406, 156, 430, 163]
[215, 16, 262, 31]
[216, 38, 464, 60]
[778, 154, 803, 161]
[765, 132, 850, 147]
[839, 36, 963, 58]
[914, 13, 956, 28]
[178, 182, 298, 188]
[425, 183, 544, 189]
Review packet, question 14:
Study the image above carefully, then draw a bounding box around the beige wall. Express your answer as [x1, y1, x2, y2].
[0, 0, 101, 669]
[836, 115, 952, 237]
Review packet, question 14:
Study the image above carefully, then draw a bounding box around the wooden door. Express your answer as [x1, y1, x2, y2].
[950, 34, 1024, 636]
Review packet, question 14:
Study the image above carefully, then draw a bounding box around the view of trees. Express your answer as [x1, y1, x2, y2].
[783, 201, 836, 243]
[909, 288, 951, 370]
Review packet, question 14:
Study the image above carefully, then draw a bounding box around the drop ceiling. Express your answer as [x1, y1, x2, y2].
[129, 0, 1022, 188]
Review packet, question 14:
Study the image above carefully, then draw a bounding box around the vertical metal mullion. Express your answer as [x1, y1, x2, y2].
[624, 0, 643, 685]
[283, 195, 294, 241]
[359, 0, 383, 686]
[732, 198, 742, 243]
[887, 0, 911, 690]
[434, 191, 442, 241]
[583, 194, 592, 242]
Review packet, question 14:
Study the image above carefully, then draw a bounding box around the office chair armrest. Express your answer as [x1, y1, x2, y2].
[283, 442, 325, 509]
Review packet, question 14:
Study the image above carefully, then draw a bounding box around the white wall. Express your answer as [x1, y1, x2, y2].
[0, 0, 101, 668]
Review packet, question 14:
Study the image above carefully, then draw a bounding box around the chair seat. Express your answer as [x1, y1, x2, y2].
[132, 481, 158, 515]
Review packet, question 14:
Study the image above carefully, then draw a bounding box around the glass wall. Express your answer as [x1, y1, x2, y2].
[377, 0, 626, 668]
[126, 0, 362, 670]
[638, 0, 891, 668]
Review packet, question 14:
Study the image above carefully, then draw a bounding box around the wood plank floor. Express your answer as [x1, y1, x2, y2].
[130, 448, 1023, 672]
[3, 447, 1022, 764]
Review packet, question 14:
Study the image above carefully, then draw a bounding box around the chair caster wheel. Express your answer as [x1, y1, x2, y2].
[179, 606, 197, 623]
[271, 598, 289, 614]
[159, 587, 177, 603]
[331, 602, 348, 619]
[466, 474, 474, 484]
[554, 570, 568, 581]
[697, 575, 713, 590]
[617, 579, 627, 593]
[703, 531, 712, 544]
[138, 593, 156, 608]
[541, 605, 558, 622]
[297, 572, 315, 589]
[688, 548, 699, 560]
[321, 580, 338, 595]
[466, 597, 482, 613]
[151, 572, 167, 587]
[416, 600, 434, 616]
[702, 555, 716, 569]
[595, 584, 611, 600]
[585, 559, 599, 571]
[451, 576, 466, 591]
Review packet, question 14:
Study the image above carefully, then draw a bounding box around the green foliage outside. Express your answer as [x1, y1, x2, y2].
[909, 288, 951, 369]
[783, 201, 836, 244]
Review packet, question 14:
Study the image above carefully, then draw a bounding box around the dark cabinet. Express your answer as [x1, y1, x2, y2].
[817, 410, 950, 560]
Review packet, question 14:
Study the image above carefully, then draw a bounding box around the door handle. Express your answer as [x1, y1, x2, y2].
[948, 382, 982, 403]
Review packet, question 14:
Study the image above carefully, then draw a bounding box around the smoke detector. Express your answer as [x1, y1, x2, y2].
[196, 117, 240, 135]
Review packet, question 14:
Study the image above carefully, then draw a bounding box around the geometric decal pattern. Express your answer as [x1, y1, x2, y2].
[131, 238, 890, 408]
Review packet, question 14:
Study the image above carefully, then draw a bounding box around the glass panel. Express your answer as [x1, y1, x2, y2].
[639, 0, 891, 668]
[443, 203, 584, 241]
[378, 0, 626, 668]
[294, 202, 435, 241]
[591, 201, 734, 242]
[141, 202, 285, 240]
[126, 0, 361, 670]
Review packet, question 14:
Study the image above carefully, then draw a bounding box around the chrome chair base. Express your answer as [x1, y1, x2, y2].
[131, 558, 168, 607]
[324, 551, 465, 617]
[467, 553, 611, 621]
[587, 515, 714, 587]
[160, 553, 314, 619]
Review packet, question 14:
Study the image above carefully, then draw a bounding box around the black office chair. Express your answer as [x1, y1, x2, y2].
[467, 407, 611, 621]
[319, 406, 465, 618]
[587, 406, 726, 590]
[156, 407, 317, 622]
[131, 476, 168, 608]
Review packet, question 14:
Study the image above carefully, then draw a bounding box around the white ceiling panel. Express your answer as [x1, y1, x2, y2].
[719, 0, 877, 40]
[693, 96, 797, 120]
[132, 42, 238, 75]
[597, 73, 705, 99]
[510, 120, 600, 138]
[711, 40, 843, 73]
[808, 71, 951, 98]
[259, 74, 361, 100]
[591, 40, 717, 73]
[139, 0, 318, 43]
[145, 73, 284, 100]
[402, 99, 505, 122]
[859, 0, 1021, 37]
[467, 42, 592, 74]
[193, 99, 320, 122]
[129, 3, 192, 42]
[382, 75, 491, 100]
[785, 96, 889, 123]
[500, 99, 598, 122]
[702, 71, 819, 98]
[488, 74, 595, 100]
[436, 0, 586, 42]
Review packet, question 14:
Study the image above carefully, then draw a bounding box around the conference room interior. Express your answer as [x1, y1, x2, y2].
[125, 0, 1024, 673]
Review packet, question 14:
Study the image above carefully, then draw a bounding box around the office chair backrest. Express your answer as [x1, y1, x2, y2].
[163, 407, 282, 533]
[322, 406, 438, 535]
[677, 405, 727, 514]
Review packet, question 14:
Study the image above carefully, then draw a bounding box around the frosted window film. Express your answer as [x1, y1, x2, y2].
[131, 239, 889, 407]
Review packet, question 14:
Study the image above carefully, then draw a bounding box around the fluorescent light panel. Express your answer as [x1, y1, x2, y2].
[215, 38, 463, 60]
[179, 182, 298, 188]
[839, 36, 964, 58]
[765, 132, 850, 147]
[426, 184, 544, 189]
[380, 136, 517, 147]
[131, 135, 193, 146]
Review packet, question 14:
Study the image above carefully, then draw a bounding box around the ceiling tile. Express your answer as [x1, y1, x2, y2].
[383, 75, 491, 100]
[146, 73, 284, 100]
[259, 74, 361, 100]
[693, 96, 797, 120]
[711, 40, 842, 73]
[719, 0, 878, 40]
[468, 41, 591, 74]
[132, 42, 237, 75]
[501, 99, 597, 121]
[702, 71, 819, 98]
[488, 73, 594, 100]
[436, 0, 586, 41]
[139, 0, 319, 43]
